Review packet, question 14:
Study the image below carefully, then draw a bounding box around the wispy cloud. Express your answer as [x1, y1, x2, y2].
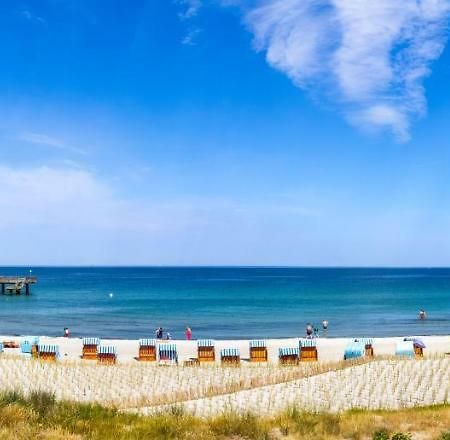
[181, 28, 202, 45]
[18, 132, 87, 155]
[175, 0, 203, 45]
[21, 9, 46, 25]
[244, 0, 450, 141]
[176, 0, 202, 20]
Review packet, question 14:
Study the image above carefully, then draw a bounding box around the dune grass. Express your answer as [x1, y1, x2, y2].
[0, 391, 450, 439]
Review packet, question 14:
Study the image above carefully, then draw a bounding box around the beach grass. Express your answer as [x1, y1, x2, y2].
[0, 391, 450, 439]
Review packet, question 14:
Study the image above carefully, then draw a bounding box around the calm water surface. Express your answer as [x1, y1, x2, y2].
[0, 267, 448, 339]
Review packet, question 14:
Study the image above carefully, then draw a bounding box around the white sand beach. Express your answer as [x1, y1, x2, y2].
[2, 334, 448, 363]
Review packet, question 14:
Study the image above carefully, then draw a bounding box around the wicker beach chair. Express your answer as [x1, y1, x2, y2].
[82, 337, 100, 360]
[279, 347, 299, 365]
[38, 344, 59, 361]
[138, 338, 157, 361]
[249, 340, 268, 362]
[344, 341, 365, 360]
[158, 343, 178, 365]
[404, 337, 425, 358]
[20, 336, 39, 359]
[356, 338, 374, 357]
[221, 348, 240, 366]
[197, 339, 215, 363]
[0, 342, 4, 354]
[395, 340, 415, 358]
[299, 338, 318, 361]
[98, 345, 117, 365]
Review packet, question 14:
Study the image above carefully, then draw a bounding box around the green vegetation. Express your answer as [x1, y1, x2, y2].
[0, 391, 449, 439]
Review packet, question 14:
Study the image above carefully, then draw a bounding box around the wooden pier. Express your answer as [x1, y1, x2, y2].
[0, 276, 37, 295]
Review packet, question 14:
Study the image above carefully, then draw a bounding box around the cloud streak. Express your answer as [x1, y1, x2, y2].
[244, 0, 450, 141]
[18, 132, 87, 155]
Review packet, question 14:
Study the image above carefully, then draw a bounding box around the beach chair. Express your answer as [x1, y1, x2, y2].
[138, 339, 157, 361]
[38, 344, 59, 361]
[395, 340, 415, 358]
[279, 347, 299, 365]
[0, 343, 4, 354]
[299, 338, 318, 361]
[221, 348, 240, 366]
[82, 337, 100, 360]
[97, 345, 117, 365]
[404, 337, 425, 358]
[158, 343, 178, 365]
[20, 336, 39, 359]
[356, 338, 374, 357]
[249, 340, 268, 362]
[344, 341, 365, 360]
[197, 339, 215, 363]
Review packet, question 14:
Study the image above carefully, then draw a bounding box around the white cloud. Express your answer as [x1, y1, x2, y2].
[18, 132, 87, 155]
[245, 0, 450, 141]
[176, 0, 202, 20]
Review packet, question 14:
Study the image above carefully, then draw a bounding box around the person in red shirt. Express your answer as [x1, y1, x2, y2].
[185, 326, 192, 340]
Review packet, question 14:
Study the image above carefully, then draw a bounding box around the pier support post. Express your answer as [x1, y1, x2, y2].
[1, 284, 4, 294]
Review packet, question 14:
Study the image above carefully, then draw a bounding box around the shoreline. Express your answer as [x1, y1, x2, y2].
[2, 334, 449, 363]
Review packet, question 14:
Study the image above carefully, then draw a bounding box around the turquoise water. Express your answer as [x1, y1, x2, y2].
[0, 267, 449, 339]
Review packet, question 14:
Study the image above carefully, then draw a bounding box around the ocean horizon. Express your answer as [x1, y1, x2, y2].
[0, 266, 448, 340]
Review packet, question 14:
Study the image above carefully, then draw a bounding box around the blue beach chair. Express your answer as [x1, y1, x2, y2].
[344, 341, 365, 360]
[159, 343, 178, 365]
[220, 348, 240, 365]
[279, 347, 299, 365]
[20, 336, 39, 359]
[38, 344, 59, 361]
[395, 340, 415, 358]
[98, 345, 117, 365]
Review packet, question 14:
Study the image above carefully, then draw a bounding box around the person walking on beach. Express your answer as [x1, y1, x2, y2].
[185, 326, 192, 340]
[156, 327, 163, 339]
[306, 323, 314, 338]
[63, 327, 70, 338]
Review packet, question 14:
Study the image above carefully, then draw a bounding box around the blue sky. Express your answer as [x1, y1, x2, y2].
[1, 0, 450, 266]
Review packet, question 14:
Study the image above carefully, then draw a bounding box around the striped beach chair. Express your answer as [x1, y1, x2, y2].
[0, 342, 4, 354]
[395, 340, 415, 358]
[138, 338, 157, 361]
[221, 348, 240, 366]
[82, 337, 100, 360]
[98, 345, 117, 365]
[299, 338, 318, 361]
[38, 344, 59, 361]
[355, 338, 374, 357]
[344, 341, 365, 360]
[404, 337, 425, 358]
[249, 340, 267, 362]
[197, 339, 215, 363]
[279, 347, 299, 365]
[20, 336, 39, 359]
[158, 343, 178, 365]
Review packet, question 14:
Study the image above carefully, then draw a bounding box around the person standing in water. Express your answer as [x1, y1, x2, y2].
[185, 326, 192, 340]
[419, 310, 427, 320]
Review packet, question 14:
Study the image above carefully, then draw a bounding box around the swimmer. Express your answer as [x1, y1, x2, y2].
[419, 309, 426, 320]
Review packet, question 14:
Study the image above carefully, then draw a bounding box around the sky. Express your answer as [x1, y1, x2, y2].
[1, 0, 450, 266]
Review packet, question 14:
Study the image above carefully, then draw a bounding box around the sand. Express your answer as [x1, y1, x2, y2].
[1, 334, 448, 363]
[0, 334, 449, 416]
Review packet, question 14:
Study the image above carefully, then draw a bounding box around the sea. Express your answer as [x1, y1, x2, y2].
[0, 267, 449, 340]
